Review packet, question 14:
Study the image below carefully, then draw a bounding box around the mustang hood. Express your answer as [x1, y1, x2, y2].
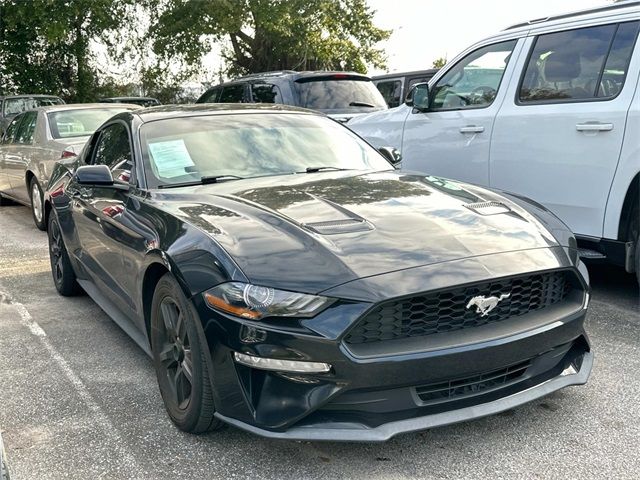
[157, 171, 572, 294]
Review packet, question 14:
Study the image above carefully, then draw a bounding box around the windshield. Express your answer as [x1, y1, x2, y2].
[47, 108, 134, 139]
[3, 97, 64, 116]
[295, 79, 387, 110]
[140, 113, 393, 188]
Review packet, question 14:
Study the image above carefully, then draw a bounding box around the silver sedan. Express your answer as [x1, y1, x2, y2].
[0, 103, 139, 229]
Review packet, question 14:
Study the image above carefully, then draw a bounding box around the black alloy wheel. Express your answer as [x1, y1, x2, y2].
[150, 273, 223, 433]
[47, 214, 81, 296]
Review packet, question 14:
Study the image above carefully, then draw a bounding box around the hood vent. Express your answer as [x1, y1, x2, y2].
[303, 218, 373, 235]
[464, 201, 511, 215]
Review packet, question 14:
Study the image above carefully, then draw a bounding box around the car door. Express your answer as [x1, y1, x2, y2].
[7, 110, 38, 203]
[0, 115, 22, 196]
[69, 120, 138, 317]
[490, 21, 640, 238]
[401, 38, 522, 185]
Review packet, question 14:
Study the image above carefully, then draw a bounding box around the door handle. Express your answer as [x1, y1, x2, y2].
[459, 125, 485, 134]
[576, 122, 613, 132]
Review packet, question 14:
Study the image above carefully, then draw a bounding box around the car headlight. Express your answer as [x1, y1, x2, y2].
[204, 282, 333, 320]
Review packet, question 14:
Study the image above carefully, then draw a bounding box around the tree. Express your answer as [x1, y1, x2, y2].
[432, 56, 447, 69]
[148, 0, 391, 78]
[0, 0, 136, 101]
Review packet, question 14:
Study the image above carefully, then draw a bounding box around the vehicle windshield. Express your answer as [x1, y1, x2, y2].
[48, 108, 134, 139]
[140, 113, 393, 188]
[295, 79, 387, 110]
[3, 97, 64, 116]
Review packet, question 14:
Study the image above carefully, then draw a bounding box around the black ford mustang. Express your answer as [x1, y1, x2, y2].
[44, 104, 592, 441]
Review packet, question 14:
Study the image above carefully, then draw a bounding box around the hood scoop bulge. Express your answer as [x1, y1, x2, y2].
[298, 194, 374, 235]
[464, 201, 511, 216]
[303, 218, 373, 235]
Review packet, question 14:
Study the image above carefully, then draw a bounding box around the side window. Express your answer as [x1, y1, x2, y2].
[219, 84, 246, 103]
[431, 40, 517, 110]
[376, 80, 402, 108]
[598, 22, 640, 98]
[92, 123, 133, 183]
[250, 84, 282, 103]
[201, 87, 221, 103]
[15, 111, 37, 144]
[519, 22, 639, 103]
[2, 115, 23, 144]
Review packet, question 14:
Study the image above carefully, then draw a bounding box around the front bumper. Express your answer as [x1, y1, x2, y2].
[215, 350, 592, 442]
[196, 251, 591, 442]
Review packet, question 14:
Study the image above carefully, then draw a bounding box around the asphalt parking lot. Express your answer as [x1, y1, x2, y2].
[0, 203, 638, 480]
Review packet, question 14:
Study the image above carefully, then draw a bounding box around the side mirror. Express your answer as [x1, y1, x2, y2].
[74, 165, 115, 186]
[405, 83, 430, 111]
[378, 146, 402, 166]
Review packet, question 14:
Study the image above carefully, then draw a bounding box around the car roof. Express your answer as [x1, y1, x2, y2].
[32, 103, 141, 113]
[0, 94, 62, 100]
[371, 69, 439, 81]
[101, 97, 159, 101]
[504, 0, 640, 31]
[212, 70, 372, 86]
[132, 103, 318, 123]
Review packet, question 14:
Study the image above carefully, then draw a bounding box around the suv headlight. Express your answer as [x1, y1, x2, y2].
[204, 282, 334, 320]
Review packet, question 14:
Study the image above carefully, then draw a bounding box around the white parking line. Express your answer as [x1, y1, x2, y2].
[1, 291, 144, 479]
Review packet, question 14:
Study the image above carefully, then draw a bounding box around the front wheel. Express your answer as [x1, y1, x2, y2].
[150, 273, 223, 433]
[29, 178, 45, 230]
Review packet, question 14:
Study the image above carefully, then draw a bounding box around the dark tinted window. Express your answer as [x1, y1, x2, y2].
[376, 80, 402, 108]
[92, 123, 132, 182]
[15, 111, 37, 144]
[251, 84, 282, 103]
[431, 40, 516, 110]
[598, 22, 640, 98]
[519, 23, 638, 103]
[199, 88, 221, 103]
[295, 79, 387, 110]
[219, 84, 246, 103]
[2, 115, 23, 143]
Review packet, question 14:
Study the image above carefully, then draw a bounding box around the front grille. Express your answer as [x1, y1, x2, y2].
[344, 271, 572, 344]
[414, 359, 531, 404]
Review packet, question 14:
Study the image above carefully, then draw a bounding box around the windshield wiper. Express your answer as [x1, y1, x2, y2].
[304, 166, 352, 173]
[157, 175, 243, 189]
[349, 101, 376, 108]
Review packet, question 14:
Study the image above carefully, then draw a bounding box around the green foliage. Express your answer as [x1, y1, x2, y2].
[432, 57, 447, 69]
[0, 0, 136, 101]
[149, 0, 391, 77]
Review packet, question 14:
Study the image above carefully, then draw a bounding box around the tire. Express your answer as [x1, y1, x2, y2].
[0, 192, 12, 207]
[29, 177, 46, 231]
[629, 204, 640, 287]
[47, 214, 81, 296]
[150, 273, 223, 433]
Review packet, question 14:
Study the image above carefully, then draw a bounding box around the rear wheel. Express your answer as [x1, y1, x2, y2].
[629, 204, 639, 287]
[150, 273, 223, 433]
[47, 214, 81, 296]
[29, 177, 46, 231]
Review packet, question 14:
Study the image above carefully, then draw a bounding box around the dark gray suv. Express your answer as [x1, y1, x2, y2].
[196, 70, 387, 123]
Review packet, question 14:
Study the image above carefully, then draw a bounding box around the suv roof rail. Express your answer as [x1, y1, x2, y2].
[235, 70, 298, 80]
[505, 0, 640, 30]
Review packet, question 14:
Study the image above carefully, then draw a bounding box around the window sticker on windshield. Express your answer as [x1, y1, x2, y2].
[148, 139, 195, 178]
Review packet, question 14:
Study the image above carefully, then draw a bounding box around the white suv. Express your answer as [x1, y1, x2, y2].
[349, 2, 640, 285]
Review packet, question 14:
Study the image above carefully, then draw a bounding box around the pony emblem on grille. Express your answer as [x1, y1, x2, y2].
[466, 293, 511, 317]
